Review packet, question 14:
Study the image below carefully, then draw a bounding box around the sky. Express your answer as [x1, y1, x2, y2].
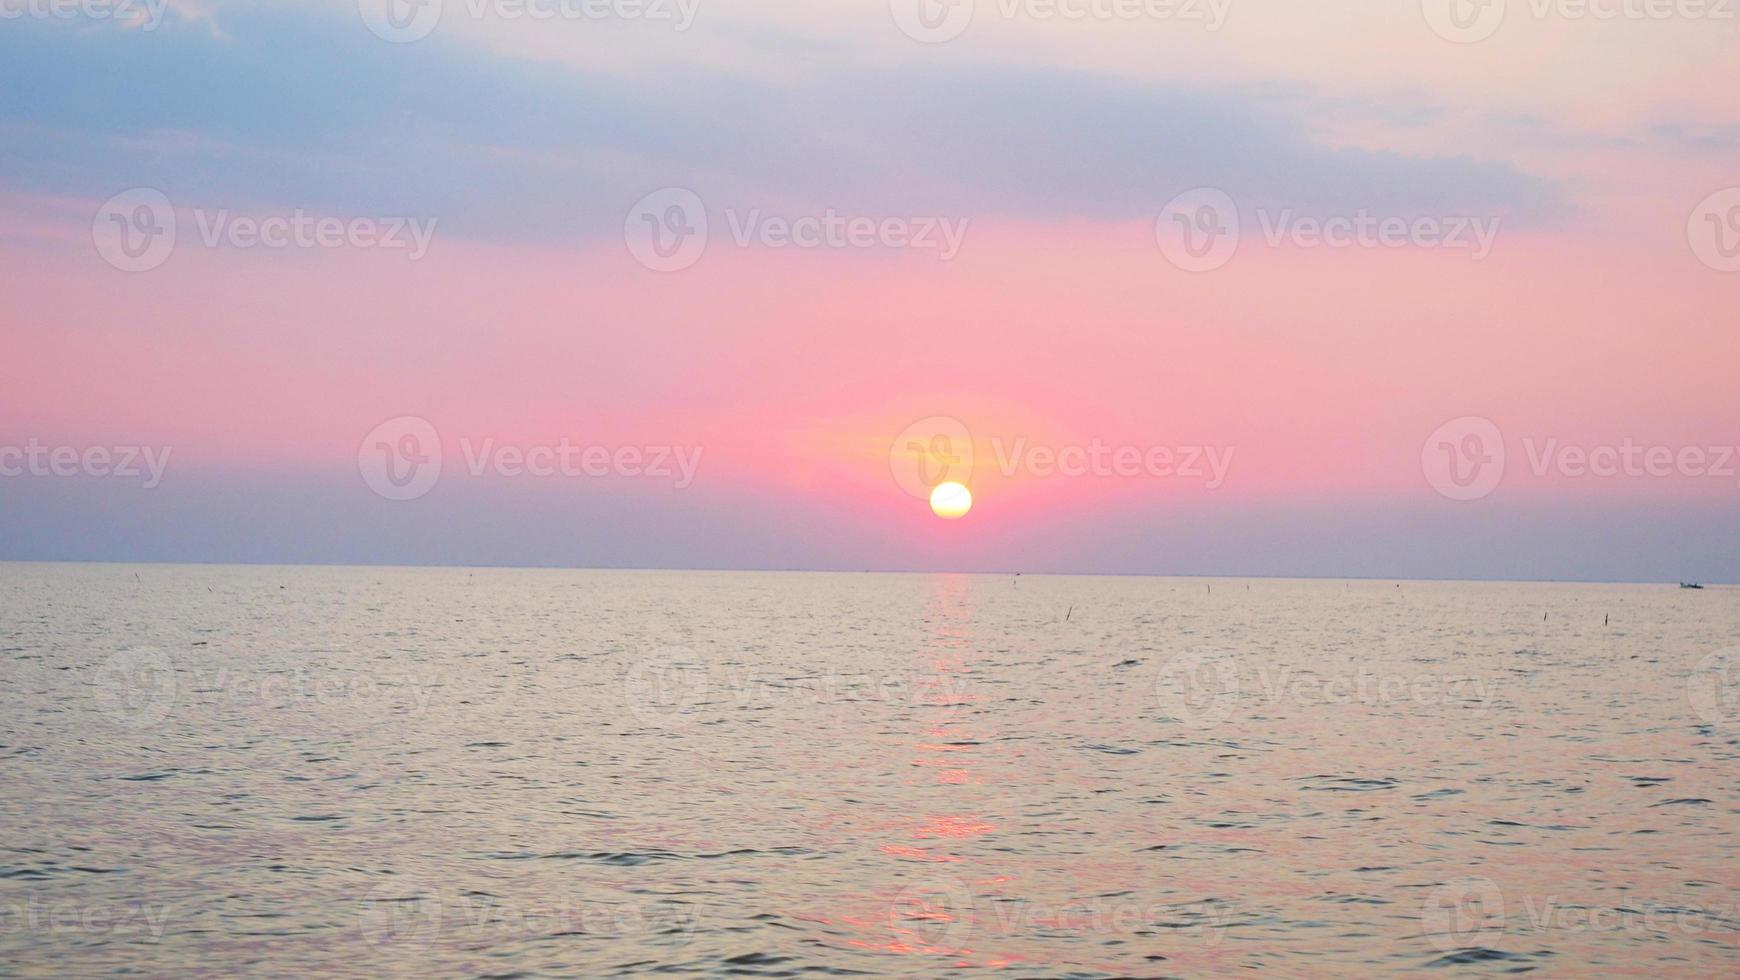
[1, 0, 1737, 580]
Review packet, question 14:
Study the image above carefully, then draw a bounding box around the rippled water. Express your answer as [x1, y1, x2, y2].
[2, 563, 1738, 976]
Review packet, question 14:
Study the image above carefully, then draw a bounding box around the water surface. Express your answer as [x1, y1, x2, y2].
[2, 564, 1738, 975]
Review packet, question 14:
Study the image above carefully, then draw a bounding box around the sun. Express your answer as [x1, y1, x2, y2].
[929, 481, 973, 519]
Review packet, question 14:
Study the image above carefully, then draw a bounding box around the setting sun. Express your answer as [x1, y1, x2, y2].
[929, 481, 973, 519]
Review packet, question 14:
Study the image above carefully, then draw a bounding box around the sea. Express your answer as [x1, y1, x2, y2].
[2, 563, 1737, 976]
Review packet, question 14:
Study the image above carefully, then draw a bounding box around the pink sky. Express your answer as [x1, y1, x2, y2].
[1, 1, 1736, 578]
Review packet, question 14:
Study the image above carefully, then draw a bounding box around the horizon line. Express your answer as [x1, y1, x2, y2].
[0, 558, 1729, 588]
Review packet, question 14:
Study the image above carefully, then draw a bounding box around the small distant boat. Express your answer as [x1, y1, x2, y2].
[1679, 582, 1704, 590]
